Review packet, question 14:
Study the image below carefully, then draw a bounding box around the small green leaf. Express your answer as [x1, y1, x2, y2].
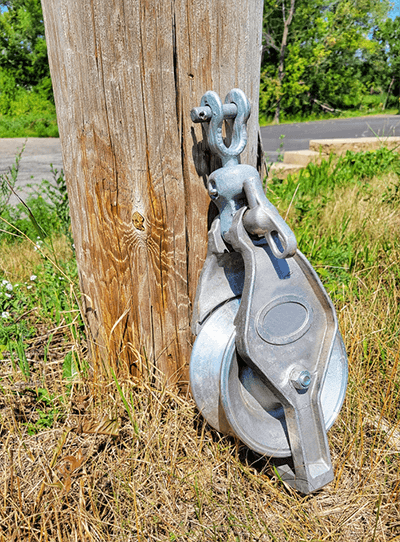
[63, 351, 79, 382]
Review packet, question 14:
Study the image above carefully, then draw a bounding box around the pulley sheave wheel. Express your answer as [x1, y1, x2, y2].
[190, 297, 348, 458]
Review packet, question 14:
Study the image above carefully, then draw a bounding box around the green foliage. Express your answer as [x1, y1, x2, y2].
[112, 367, 139, 434]
[23, 388, 61, 435]
[0, 254, 78, 339]
[0, 0, 397, 133]
[0, 75, 54, 117]
[0, 0, 57, 135]
[260, 0, 396, 121]
[0, 0, 49, 88]
[8, 337, 30, 378]
[39, 166, 71, 239]
[371, 16, 400, 109]
[0, 157, 81, 432]
[0, 68, 17, 115]
[0, 176, 81, 432]
[271, 147, 400, 202]
[62, 351, 79, 384]
[1, 195, 63, 241]
[0, 109, 58, 137]
[0, 149, 76, 350]
[382, 177, 400, 205]
[0, 64, 57, 137]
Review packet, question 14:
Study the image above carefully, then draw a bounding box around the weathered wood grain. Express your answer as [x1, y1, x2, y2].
[41, 0, 263, 383]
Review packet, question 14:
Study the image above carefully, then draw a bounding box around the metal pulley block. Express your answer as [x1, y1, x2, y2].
[190, 89, 348, 494]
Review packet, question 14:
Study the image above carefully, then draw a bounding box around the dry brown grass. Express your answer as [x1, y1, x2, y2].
[320, 172, 400, 240]
[0, 353, 399, 541]
[0, 235, 74, 285]
[1, 274, 399, 540]
[0, 238, 44, 284]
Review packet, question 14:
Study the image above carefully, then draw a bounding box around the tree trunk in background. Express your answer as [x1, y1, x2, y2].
[273, 0, 295, 125]
[41, 0, 264, 384]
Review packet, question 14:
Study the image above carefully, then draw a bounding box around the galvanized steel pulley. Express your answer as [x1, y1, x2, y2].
[190, 89, 348, 494]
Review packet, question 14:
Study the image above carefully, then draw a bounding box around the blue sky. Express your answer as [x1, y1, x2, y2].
[390, 0, 400, 17]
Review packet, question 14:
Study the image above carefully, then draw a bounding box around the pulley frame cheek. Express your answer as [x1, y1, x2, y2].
[190, 89, 348, 494]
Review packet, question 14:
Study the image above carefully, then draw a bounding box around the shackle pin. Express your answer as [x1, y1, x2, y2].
[191, 103, 237, 123]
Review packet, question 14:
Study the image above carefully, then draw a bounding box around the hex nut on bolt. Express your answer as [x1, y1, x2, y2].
[291, 370, 311, 390]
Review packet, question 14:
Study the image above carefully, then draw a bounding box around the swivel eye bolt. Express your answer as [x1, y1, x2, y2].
[291, 369, 311, 390]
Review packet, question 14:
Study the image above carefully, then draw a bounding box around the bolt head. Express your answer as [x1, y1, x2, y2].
[292, 370, 311, 390]
[208, 181, 218, 200]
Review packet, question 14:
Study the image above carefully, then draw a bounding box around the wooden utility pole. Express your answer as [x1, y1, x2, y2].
[41, 0, 264, 384]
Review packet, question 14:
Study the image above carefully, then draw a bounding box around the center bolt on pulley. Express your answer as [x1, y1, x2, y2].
[189, 89, 348, 494]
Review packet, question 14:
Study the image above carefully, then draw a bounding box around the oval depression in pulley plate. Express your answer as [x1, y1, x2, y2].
[190, 298, 348, 458]
[256, 295, 312, 345]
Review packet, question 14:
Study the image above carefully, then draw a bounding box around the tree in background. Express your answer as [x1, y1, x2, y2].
[0, 0, 53, 119]
[372, 16, 400, 110]
[260, 0, 395, 123]
[262, 0, 296, 124]
[0, 0, 49, 87]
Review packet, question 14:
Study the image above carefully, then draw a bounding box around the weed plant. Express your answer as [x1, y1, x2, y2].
[1, 164, 71, 243]
[0, 148, 400, 540]
[0, 143, 23, 214]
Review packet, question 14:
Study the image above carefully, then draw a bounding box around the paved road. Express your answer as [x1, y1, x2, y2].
[1, 115, 399, 205]
[260, 114, 400, 162]
[0, 138, 63, 206]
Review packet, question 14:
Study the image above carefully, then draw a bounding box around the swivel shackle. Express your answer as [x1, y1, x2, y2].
[191, 89, 296, 259]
